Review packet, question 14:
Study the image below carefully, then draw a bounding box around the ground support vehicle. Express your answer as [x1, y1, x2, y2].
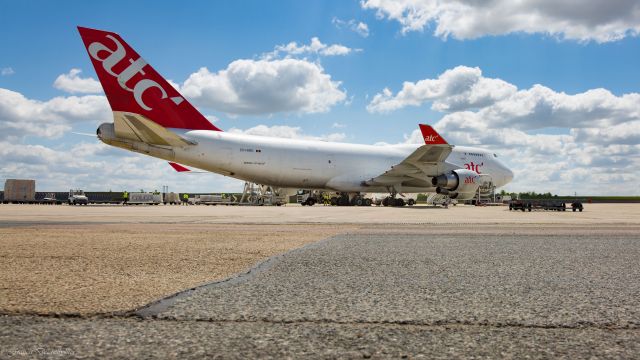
[68, 190, 89, 205]
[571, 201, 584, 212]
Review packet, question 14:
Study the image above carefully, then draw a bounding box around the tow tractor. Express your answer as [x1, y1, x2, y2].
[68, 189, 89, 205]
[570, 201, 584, 212]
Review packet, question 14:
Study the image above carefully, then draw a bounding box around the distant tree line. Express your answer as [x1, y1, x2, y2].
[499, 190, 560, 199]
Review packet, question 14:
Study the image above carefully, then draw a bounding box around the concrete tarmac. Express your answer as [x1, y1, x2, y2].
[1, 204, 639, 358]
[1, 203, 638, 225]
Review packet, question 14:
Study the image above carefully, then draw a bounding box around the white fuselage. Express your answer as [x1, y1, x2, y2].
[161, 130, 514, 193]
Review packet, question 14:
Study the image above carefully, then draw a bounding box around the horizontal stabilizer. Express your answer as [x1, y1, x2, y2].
[113, 111, 194, 147]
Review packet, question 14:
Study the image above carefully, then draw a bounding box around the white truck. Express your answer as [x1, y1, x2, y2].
[68, 189, 89, 205]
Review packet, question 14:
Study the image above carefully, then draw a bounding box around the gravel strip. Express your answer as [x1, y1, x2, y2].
[0, 224, 354, 314]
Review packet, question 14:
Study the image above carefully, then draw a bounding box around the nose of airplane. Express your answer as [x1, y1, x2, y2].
[505, 168, 514, 184]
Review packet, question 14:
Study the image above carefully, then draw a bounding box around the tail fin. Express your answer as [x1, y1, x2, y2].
[419, 124, 448, 145]
[77, 26, 221, 131]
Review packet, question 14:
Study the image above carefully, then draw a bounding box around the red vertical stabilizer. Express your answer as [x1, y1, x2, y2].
[78, 26, 221, 131]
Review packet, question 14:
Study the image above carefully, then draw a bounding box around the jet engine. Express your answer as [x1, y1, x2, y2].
[432, 169, 481, 200]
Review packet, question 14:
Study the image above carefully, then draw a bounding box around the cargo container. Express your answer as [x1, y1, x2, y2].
[3, 179, 36, 202]
[127, 192, 163, 205]
[163, 192, 180, 205]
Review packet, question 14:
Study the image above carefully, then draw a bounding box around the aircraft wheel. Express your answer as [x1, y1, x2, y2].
[364, 198, 372, 206]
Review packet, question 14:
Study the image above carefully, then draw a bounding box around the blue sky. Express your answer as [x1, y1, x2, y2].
[1, 0, 639, 194]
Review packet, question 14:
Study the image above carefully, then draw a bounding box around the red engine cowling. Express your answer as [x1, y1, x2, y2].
[432, 169, 480, 200]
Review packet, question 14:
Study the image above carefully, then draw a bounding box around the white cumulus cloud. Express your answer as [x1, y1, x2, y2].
[367, 66, 516, 113]
[1, 67, 15, 76]
[368, 66, 640, 131]
[333, 18, 370, 37]
[374, 65, 640, 195]
[0, 88, 110, 140]
[53, 68, 103, 94]
[180, 59, 347, 115]
[264, 37, 359, 59]
[361, 0, 640, 42]
[0, 141, 243, 192]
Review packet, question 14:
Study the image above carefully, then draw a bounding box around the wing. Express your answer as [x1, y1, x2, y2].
[364, 124, 453, 187]
[168, 162, 191, 172]
[167, 161, 207, 174]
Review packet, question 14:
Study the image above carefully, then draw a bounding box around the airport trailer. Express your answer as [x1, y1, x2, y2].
[509, 199, 583, 212]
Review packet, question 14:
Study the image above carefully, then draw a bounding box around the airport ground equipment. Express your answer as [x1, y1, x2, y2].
[1, 190, 117, 205]
[85, 191, 126, 204]
[3, 179, 36, 203]
[193, 194, 234, 205]
[379, 194, 415, 207]
[539, 200, 567, 211]
[349, 194, 373, 206]
[426, 193, 457, 207]
[163, 192, 181, 205]
[297, 190, 318, 206]
[239, 182, 287, 206]
[41, 193, 62, 205]
[571, 201, 584, 212]
[299, 191, 420, 207]
[509, 199, 580, 212]
[368, 193, 415, 207]
[509, 199, 532, 211]
[127, 192, 163, 205]
[382, 196, 405, 207]
[299, 191, 374, 206]
[68, 189, 89, 205]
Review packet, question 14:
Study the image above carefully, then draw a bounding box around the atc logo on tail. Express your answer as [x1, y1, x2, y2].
[78, 26, 220, 131]
[418, 124, 448, 145]
[87, 34, 184, 110]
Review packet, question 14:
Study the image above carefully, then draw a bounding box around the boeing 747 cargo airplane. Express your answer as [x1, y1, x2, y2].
[78, 27, 513, 204]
